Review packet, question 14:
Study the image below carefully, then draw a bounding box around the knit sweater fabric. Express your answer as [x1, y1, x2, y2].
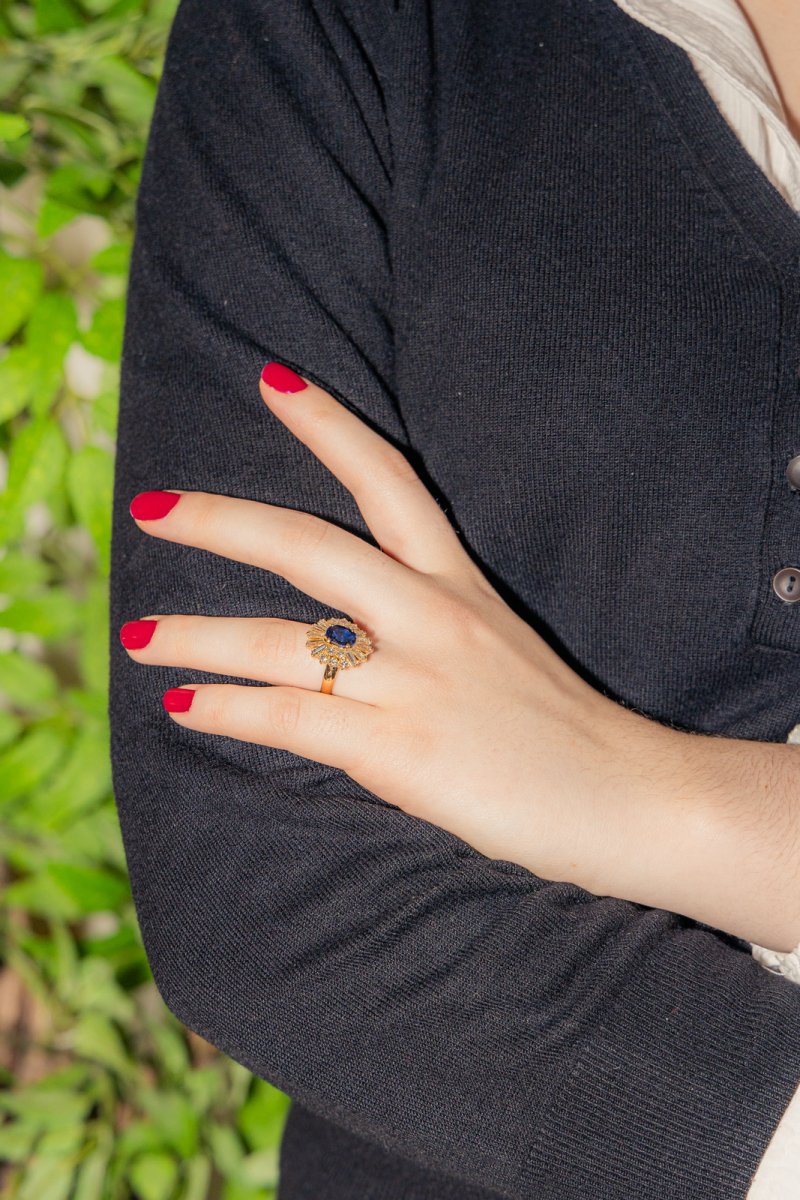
[110, 1, 800, 1196]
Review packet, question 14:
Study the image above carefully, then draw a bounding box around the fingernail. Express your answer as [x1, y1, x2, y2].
[130, 491, 181, 520]
[260, 362, 308, 393]
[120, 619, 158, 649]
[163, 687, 195, 713]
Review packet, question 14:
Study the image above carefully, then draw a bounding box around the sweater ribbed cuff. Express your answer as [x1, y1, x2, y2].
[522, 926, 800, 1199]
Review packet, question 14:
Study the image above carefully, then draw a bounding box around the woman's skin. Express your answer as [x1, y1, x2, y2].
[120, 364, 800, 954]
[737, 0, 800, 142]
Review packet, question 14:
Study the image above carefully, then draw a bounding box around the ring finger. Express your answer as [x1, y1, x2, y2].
[119, 612, 395, 699]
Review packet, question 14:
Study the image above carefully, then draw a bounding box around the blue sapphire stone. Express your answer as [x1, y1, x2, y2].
[326, 623, 357, 647]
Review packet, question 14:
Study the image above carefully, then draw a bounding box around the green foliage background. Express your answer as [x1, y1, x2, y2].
[0, 2, 291, 1196]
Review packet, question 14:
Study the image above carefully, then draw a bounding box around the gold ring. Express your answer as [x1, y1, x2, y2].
[306, 616, 373, 694]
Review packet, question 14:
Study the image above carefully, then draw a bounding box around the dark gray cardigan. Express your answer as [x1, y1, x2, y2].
[109, 0, 800, 1195]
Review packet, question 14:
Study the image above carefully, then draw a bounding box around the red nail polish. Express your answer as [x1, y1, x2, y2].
[130, 491, 181, 520]
[261, 362, 308, 393]
[163, 687, 195, 712]
[120, 619, 158, 649]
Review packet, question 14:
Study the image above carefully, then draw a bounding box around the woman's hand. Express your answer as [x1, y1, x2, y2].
[120, 362, 707, 902]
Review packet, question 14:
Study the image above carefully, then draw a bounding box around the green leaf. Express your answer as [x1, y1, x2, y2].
[45, 162, 113, 206]
[79, 298, 124, 362]
[29, 1124, 86, 1156]
[40, 108, 118, 163]
[11, 428, 68, 527]
[78, 923, 146, 980]
[182, 1066, 223, 1116]
[70, 1012, 132, 1075]
[31, 725, 111, 828]
[0, 724, 66, 805]
[67, 445, 113, 574]
[0, 59, 30, 101]
[47, 862, 130, 913]
[4, 6, 34, 34]
[147, 1021, 190, 1080]
[0, 1089, 92, 1127]
[25, 1064, 93, 1091]
[0, 588, 82, 639]
[0, 415, 69, 542]
[3, 870, 79, 918]
[0, 344, 41, 423]
[14, 925, 60, 974]
[70, 955, 135, 1022]
[0, 112, 29, 141]
[78, 576, 110, 693]
[149, 0, 181, 23]
[136, 1089, 200, 1159]
[180, 1155, 212, 1200]
[237, 1148, 280, 1188]
[116, 1119, 170, 1161]
[89, 241, 131, 275]
[36, 196, 80, 239]
[123, 158, 143, 190]
[65, 685, 108, 727]
[221, 1183, 271, 1200]
[84, 56, 157, 128]
[128, 1152, 179, 1200]
[0, 251, 43, 342]
[51, 917, 79, 997]
[0, 650, 58, 707]
[17, 1158, 77, 1200]
[0, 550, 50, 592]
[0, 708, 22, 750]
[88, 386, 118, 437]
[27, 291, 78, 356]
[236, 1079, 290, 1152]
[16, 1124, 85, 1200]
[81, 0, 128, 12]
[71, 1140, 113, 1200]
[0, 159, 27, 187]
[206, 1122, 244, 1177]
[34, 0, 84, 34]
[106, 0, 149, 14]
[25, 71, 85, 110]
[0, 292, 76, 418]
[25, 291, 78, 414]
[0, 1120, 43, 1163]
[57, 803, 126, 869]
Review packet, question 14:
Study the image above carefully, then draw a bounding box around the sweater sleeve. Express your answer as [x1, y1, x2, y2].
[109, 1, 800, 1197]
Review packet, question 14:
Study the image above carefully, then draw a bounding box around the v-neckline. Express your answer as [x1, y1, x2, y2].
[590, 0, 800, 273]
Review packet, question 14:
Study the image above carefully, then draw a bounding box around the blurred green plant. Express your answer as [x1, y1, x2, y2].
[0, 2, 291, 1197]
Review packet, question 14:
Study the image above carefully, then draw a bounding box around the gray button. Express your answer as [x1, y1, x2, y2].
[786, 455, 800, 490]
[773, 567, 800, 602]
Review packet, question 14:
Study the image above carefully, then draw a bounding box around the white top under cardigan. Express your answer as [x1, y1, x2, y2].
[610, 3, 800, 1194]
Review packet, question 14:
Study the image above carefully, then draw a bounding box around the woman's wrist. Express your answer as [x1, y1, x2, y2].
[670, 727, 800, 951]
[575, 706, 800, 952]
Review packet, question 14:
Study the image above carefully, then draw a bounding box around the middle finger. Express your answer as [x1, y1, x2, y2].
[129, 489, 425, 624]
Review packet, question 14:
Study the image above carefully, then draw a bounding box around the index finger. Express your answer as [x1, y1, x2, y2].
[259, 362, 469, 578]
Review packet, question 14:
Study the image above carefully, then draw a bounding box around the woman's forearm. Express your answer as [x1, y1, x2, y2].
[563, 709, 800, 953]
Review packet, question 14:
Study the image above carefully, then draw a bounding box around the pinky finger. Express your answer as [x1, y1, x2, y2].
[162, 682, 383, 776]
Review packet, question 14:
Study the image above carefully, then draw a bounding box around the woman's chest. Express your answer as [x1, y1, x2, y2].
[389, 0, 800, 738]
